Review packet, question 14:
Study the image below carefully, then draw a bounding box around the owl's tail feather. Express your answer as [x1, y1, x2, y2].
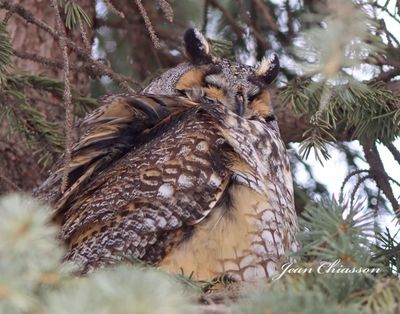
[34, 94, 198, 219]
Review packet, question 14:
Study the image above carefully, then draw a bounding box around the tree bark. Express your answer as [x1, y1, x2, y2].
[0, 0, 95, 194]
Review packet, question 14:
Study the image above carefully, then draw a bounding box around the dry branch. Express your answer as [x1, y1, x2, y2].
[50, 0, 73, 193]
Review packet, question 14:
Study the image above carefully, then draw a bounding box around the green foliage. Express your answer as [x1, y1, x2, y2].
[299, 197, 375, 262]
[360, 279, 400, 313]
[282, 79, 400, 162]
[44, 266, 198, 314]
[0, 194, 63, 314]
[2, 88, 65, 150]
[8, 74, 98, 115]
[298, 110, 335, 163]
[0, 0, 399, 311]
[60, 0, 92, 29]
[208, 38, 234, 59]
[0, 73, 97, 166]
[281, 0, 399, 163]
[0, 22, 13, 86]
[0, 192, 399, 313]
[232, 281, 365, 314]
[0, 194, 199, 314]
[229, 195, 400, 314]
[375, 227, 400, 274]
[293, 0, 383, 80]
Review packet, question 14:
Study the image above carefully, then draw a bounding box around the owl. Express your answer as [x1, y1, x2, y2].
[35, 28, 299, 281]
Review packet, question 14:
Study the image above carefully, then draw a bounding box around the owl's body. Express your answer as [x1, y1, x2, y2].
[35, 29, 299, 280]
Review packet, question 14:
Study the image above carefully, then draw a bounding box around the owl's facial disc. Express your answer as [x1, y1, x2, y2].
[179, 28, 279, 120]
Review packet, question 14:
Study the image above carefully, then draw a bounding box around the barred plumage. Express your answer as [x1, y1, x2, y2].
[35, 28, 299, 280]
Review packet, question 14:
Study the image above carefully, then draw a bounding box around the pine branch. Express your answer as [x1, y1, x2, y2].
[0, 90, 65, 160]
[362, 140, 400, 216]
[207, 0, 245, 39]
[0, 194, 197, 314]
[134, 0, 160, 48]
[201, 0, 209, 33]
[0, 1, 139, 92]
[277, 78, 400, 147]
[12, 49, 82, 72]
[50, 0, 73, 194]
[361, 278, 400, 313]
[60, 0, 92, 29]
[7, 73, 97, 114]
[103, 0, 125, 19]
[376, 227, 400, 273]
[252, 0, 278, 31]
[78, 18, 91, 53]
[0, 21, 13, 85]
[158, 0, 174, 23]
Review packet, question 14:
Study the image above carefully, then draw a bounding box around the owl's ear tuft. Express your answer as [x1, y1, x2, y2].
[256, 53, 280, 85]
[184, 28, 212, 64]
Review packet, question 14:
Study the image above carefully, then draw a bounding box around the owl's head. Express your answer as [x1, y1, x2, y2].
[142, 28, 279, 120]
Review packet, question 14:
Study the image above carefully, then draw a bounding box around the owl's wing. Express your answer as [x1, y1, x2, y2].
[34, 94, 198, 214]
[59, 107, 233, 272]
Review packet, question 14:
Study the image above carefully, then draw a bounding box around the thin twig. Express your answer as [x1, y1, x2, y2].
[350, 174, 372, 209]
[375, 67, 400, 82]
[0, 173, 22, 191]
[103, 0, 125, 18]
[158, 0, 173, 22]
[285, 0, 295, 39]
[12, 49, 142, 91]
[389, 176, 400, 188]
[208, 0, 245, 39]
[340, 169, 370, 200]
[135, 0, 160, 48]
[12, 49, 80, 72]
[386, 142, 400, 165]
[374, 2, 400, 23]
[201, 0, 209, 33]
[50, 0, 73, 194]
[2, 4, 14, 23]
[362, 140, 400, 217]
[79, 18, 91, 53]
[241, 0, 272, 51]
[0, 1, 139, 91]
[252, 0, 278, 31]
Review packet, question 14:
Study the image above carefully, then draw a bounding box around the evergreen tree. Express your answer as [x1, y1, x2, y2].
[0, 0, 399, 313]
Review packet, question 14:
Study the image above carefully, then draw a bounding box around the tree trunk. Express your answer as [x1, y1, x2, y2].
[0, 0, 95, 194]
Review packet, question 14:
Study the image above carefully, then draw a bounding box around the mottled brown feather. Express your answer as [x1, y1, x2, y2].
[35, 29, 299, 280]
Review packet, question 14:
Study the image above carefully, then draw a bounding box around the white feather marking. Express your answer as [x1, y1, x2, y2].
[157, 183, 174, 198]
[193, 28, 210, 54]
[261, 230, 274, 246]
[209, 173, 222, 187]
[243, 267, 258, 281]
[262, 210, 275, 222]
[252, 243, 267, 256]
[266, 261, 278, 276]
[255, 54, 276, 76]
[196, 141, 208, 152]
[239, 254, 256, 268]
[224, 261, 240, 271]
[178, 174, 193, 188]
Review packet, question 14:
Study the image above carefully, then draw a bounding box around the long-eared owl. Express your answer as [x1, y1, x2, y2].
[35, 28, 299, 281]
